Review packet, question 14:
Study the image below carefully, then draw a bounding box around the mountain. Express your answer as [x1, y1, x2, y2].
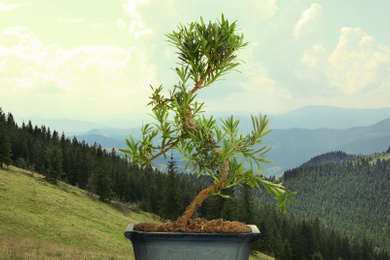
[261, 118, 390, 176]
[3, 109, 388, 258]
[13, 116, 143, 136]
[72, 127, 142, 151]
[15, 106, 390, 133]
[213, 106, 390, 129]
[157, 118, 390, 176]
[270, 105, 390, 129]
[299, 151, 356, 168]
[258, 151, 390, 251]
[72, 118, 390, 176]
[14, 116, 107, 135]
[13, 106, 389, 176]
[75, 134, 126, 148]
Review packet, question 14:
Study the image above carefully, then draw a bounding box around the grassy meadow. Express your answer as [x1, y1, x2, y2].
[0, 167, 159, 259]
[0, 167, 272, 259]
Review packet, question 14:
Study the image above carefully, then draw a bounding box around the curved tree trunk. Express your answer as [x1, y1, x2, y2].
[178, 157, 229, 223]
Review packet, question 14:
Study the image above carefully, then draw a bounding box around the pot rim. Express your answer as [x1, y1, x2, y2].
[125, 223, 260, 236]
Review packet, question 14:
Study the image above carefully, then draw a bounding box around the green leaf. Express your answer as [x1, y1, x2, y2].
[220, 194, 230, 199]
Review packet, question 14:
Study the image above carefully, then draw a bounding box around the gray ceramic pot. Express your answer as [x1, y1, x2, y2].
[124, 223, 260, 260]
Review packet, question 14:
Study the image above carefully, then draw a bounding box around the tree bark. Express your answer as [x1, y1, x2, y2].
[178, 77, 230, 223]
[178, 158, 229, 223]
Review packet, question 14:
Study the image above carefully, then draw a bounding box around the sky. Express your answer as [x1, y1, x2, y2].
[0, 0, 389, 127]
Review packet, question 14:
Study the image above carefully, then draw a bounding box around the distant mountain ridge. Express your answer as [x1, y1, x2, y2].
[69, 117, 390, 177]
[215, 105, 390, 130]
[12, 106, 390, 176]
[75, 134, 125, 149]
[270, 105, 390, 129]
[14, 106, 390, 133]
[263, 118, 390, 176]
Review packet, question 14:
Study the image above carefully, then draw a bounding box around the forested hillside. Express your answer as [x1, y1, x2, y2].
[1, 108, 389, 259]
[0, 108, 205, 212]
[299, 151, 356, 167]
[257, 151, 390, 252]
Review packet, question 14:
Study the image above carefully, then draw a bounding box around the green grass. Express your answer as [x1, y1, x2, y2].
[249, 252, 275, 260]
[361, 152, 390, 165]
[0, 166, 272, 259]
[0, 166, 159, 259]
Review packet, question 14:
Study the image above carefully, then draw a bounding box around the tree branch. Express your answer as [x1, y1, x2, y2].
[178, 149, 229, 223]
[141, 138, 181, 168]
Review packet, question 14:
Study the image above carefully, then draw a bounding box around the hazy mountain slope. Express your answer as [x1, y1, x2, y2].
[72, 128, 142, 149]
[75, 134, 126, 148]
[74, 118, 390, 176]
[270, 106, 390, 129]
[14, 116, 107, 135]
[262, 118, 390, 176]
[214, 106, 390, 130]
[15, 106, 390, 135]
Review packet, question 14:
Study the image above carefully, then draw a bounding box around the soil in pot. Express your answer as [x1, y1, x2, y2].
[134, 218, 252, 233]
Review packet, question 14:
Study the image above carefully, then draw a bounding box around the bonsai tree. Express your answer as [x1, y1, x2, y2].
[120, 14, 295, 225]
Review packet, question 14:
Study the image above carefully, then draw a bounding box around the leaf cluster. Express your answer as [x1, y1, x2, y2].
[119, 14, 295, 213]
[166, 14, 248, 89]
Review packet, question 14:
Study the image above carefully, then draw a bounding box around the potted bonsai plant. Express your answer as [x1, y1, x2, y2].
[120, 14, 295, 260]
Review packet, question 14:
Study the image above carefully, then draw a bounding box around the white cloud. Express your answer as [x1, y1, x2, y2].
[227, 0, 279, 25]
[298, 27, 390, 96]
[122, 0, 152, 39]
[294, 3, 322, 38]
[0, 1, 21, 11]
[302, 45, 326, 68]
[116, 17, 126, 29]
[0, 26, 42, 52]
[201, 63, 293, 114]
[90, 23, 105, 30]
[0, 26, 155, 120]
[298, 44, 328, 83]
[326, 27, 390, 94]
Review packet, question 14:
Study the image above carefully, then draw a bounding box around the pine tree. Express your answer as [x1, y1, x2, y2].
[269, 223, 282, 259]
[235, 184, 255, 224]
[220, 188, 236, 221]
[0, 120, 12, 168]
[311, 251, 323, 260]
[257, 220, 269, 252]
[206, 193, 226, 220]
[160, 151, 181, 220]
[0, 109, 12, 167]
[206, 186, 235, 220]
[77, 141, 92, 189]
[361, 239, 374, 260]
[94, 145, 112, 202]
[45, 145, 63, 184]
[31, 141, 46, 174]
[279, 239, 293, 260]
